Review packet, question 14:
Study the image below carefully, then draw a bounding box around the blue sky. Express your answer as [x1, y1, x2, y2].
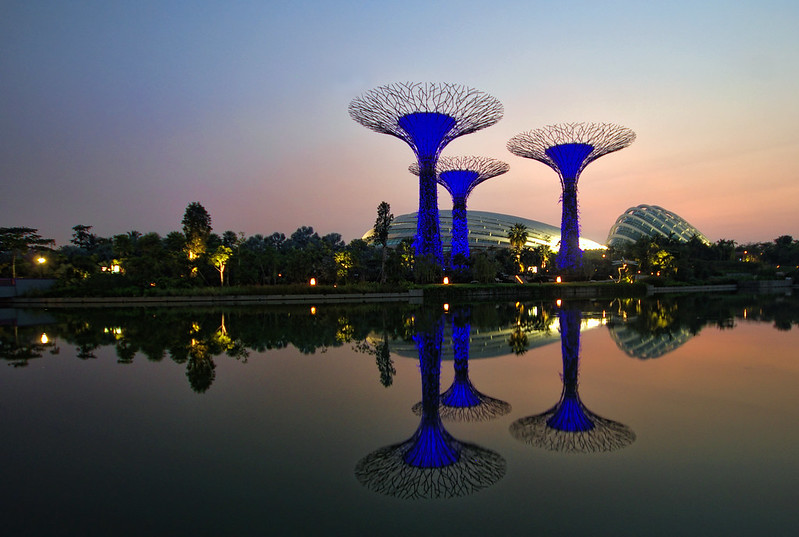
[2, 0, 797, 246]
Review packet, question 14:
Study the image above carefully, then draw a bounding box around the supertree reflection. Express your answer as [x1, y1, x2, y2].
[355, 312, 506, 499]
[510, 305, 635, 453]
[413, 308, 511, 422]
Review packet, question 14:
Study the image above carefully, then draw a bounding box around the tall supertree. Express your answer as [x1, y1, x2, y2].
[349, 83, 503, 267]
[410, 156, 509, 272]
[355, 311, 506, 499]
[412, 307, 511, 422]
[509, 304, 636, 453]
[507, 123, 635, 272]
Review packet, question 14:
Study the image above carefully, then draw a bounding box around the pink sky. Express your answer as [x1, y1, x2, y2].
[2, 1, 797, 247]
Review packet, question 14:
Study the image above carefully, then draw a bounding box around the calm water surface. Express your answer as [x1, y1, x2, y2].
[1, 295, 797, 536]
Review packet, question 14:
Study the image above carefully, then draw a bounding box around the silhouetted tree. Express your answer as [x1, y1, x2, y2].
[182, 202, 212, 274]
[71, 225, 97, 251]
[0, 227, 55, 279]
[371, 201, 394, 283]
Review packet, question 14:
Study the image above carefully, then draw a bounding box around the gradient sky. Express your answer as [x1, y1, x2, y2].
[2, 0, 797, 247]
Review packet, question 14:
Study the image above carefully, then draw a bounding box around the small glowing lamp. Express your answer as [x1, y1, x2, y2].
[443, 276, 450, 285]
[556, 299, 562, 307]
[37, 257, 46, 264]
[309, 277, 317, 286]
[555, 276, 562, 283]
[40, 333, 49, 344]
[310, 306, 317, 315]
[443, 303, 450, 312]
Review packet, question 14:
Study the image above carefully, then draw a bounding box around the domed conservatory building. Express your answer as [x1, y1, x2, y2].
[364, 210, 606, 253]
[606, 204, 710, 248]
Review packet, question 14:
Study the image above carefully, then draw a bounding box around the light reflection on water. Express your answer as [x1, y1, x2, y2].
[1, 295, 798, 536]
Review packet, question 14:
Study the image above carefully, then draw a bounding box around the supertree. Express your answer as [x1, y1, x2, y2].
[507, 123, 635, 272]
[349, 83, 503, 267]
[355, 311, 506, 499]
[410, 156, 509, 272]
[412, 307, 511, 422]
[509, 305, 636, 453]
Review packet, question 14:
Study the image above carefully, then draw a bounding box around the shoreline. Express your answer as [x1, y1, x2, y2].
[7, 280, 794, 308]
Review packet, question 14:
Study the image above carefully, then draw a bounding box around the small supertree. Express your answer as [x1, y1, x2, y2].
[350, 83, 503, 268]
[507, 123, 635, 272]
[355, 312, 506, 498]
[509, 306, 636, 453]
[410, 156, 509, 272]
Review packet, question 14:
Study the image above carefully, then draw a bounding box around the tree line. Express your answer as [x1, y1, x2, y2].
[1, 201, 797, 291]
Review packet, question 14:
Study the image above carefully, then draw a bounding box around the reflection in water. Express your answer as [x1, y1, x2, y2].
[510, 306, 636, 453]
[355, 312, 506, 499]
[5, 294, 798, 393]
[413, 307, 511, 422]
[606, 297, 695, 359]
[0, 324, 60, 367]
[609, 324, 695, 359]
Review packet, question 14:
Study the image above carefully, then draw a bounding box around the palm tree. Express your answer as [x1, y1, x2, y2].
[507, 223, 528, 274]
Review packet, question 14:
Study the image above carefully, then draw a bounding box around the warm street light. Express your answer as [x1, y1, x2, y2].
[37, 256, 46, 277]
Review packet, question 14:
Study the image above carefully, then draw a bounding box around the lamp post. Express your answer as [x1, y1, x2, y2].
[37, 256, 46, 278]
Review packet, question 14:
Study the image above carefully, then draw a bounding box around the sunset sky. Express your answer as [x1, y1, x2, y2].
[2, 0, 797, 247]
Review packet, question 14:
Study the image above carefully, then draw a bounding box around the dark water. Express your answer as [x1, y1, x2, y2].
[1, 294, 798, 536]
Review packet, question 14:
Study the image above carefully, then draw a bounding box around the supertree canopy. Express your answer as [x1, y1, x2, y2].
[355, 311, 506, 499]
[350, 83, 503, 266]
[410, 156, 509, 271]
[507, 123, 635, 272]
[509, 306, 636, 454]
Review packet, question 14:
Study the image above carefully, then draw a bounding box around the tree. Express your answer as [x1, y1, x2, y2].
[182, 202, 212, 275]
[371, 201, 394, 283]
[71, 225, 97, 251]
[0, 227, 55, 279]
[210, 245, 233, 286]
[471, 252, 498, 283]
[507, 223, 528, 274]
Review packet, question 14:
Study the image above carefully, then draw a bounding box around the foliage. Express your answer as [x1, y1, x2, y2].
[0, 227, 55, 278]
[6, 203, 798, 295]
[371, 201, 394, 283]
[507, 223, 528, 274]
[210, 245, 233, 286]
[182, 202, 212, 269]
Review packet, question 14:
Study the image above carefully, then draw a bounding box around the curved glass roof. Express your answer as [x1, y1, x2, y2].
[606, 204, 709, 248]
[364, 210, 606, 252]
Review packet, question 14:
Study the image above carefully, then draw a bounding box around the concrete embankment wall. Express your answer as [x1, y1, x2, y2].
[647, 284, 738, 294]
[424, 283, 647, 302]
[10, 289, 425, 308]
[647, 279, 794, 295]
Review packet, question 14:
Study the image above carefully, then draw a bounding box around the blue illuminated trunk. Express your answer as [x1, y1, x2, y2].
[547, 308, 594, 432]
[557, 180, 582, 271]
[450, 196, 469, 270]
[398, 112, 456, 267]
[440, 318, 482, 408]
[545, 143, 592, 273]
[415, 157, 444, 264]
[404, 316, 460, 467]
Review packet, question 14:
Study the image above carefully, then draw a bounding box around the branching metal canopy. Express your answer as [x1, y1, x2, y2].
[350, 82, 504, 158]
[507, 122, 635, 184]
